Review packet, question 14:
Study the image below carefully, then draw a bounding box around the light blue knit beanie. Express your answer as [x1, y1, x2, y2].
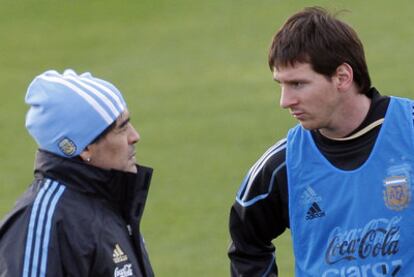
[25, 69, 127, 157]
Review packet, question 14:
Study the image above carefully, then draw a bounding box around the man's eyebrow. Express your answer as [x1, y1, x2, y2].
[118, 117, 130, 129]
[274, 78, 308, 84]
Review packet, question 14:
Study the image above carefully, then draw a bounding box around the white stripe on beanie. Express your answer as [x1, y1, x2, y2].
[38, 75, 113, 124]
[64, 75, 121, 118]
[80, 74, 125, 111]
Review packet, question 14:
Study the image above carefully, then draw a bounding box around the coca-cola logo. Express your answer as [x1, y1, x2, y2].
[325, 217, 401, 265]
[114, 264, 133, 277]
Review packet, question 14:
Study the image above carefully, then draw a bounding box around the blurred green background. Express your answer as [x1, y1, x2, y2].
[1, 1, 414, 276]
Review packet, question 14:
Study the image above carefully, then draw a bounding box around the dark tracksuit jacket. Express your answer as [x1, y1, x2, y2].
[0, 150, 154, 277]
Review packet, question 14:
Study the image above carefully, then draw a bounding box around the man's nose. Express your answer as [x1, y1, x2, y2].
[129, 124, 140, 144]
[279, 88, 297, 109]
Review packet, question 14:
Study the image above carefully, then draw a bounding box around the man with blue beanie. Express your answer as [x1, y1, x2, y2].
[0, 70, 154, 276]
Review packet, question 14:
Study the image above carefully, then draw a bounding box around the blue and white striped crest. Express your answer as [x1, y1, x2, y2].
[25, 69, 127, 157]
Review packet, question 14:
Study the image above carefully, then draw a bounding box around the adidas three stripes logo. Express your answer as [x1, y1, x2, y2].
[22, 179, 66, 277]
[306, 202, 326, 220]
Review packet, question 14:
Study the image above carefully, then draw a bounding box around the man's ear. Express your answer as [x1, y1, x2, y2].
[79, 145, 92, 162]
[334, 63, 354, 92]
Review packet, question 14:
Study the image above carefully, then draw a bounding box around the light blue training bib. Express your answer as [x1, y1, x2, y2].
[287, 97, 414, 276]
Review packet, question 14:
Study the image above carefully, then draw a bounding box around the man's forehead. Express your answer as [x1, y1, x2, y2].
[273, 62, 313, 81]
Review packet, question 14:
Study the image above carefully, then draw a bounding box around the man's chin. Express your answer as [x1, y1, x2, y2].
[127, 164, 138, 173]
[298, 118, 321, 130]
[299, 122, 313, 130]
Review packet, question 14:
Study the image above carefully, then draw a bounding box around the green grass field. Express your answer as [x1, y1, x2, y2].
[1, 1, 414, 276]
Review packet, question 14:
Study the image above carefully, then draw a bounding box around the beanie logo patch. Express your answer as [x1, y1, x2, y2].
[58, 137, 77, 156]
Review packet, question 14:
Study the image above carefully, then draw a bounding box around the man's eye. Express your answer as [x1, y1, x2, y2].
[115, 124, 129, 134]
[291, 81, 307, 89]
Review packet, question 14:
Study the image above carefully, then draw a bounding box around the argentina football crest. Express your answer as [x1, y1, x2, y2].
[58, 137, 77, 156]
[383, 163, 412, 211]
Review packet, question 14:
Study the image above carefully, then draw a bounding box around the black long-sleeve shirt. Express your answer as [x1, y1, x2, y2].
[228, 88, 390, 276]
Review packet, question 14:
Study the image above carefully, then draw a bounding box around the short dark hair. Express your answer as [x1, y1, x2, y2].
[268, 7, 371, 94]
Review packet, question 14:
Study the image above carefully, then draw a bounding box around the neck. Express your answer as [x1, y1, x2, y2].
[319, 92, 372, 139]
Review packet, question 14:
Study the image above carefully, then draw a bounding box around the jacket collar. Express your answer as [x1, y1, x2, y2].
[34, 150, 153, 219]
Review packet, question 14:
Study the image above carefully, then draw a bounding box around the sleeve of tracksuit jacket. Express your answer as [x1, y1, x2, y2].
[0, 180, 96, 276]
[228, 139, 289, 277]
